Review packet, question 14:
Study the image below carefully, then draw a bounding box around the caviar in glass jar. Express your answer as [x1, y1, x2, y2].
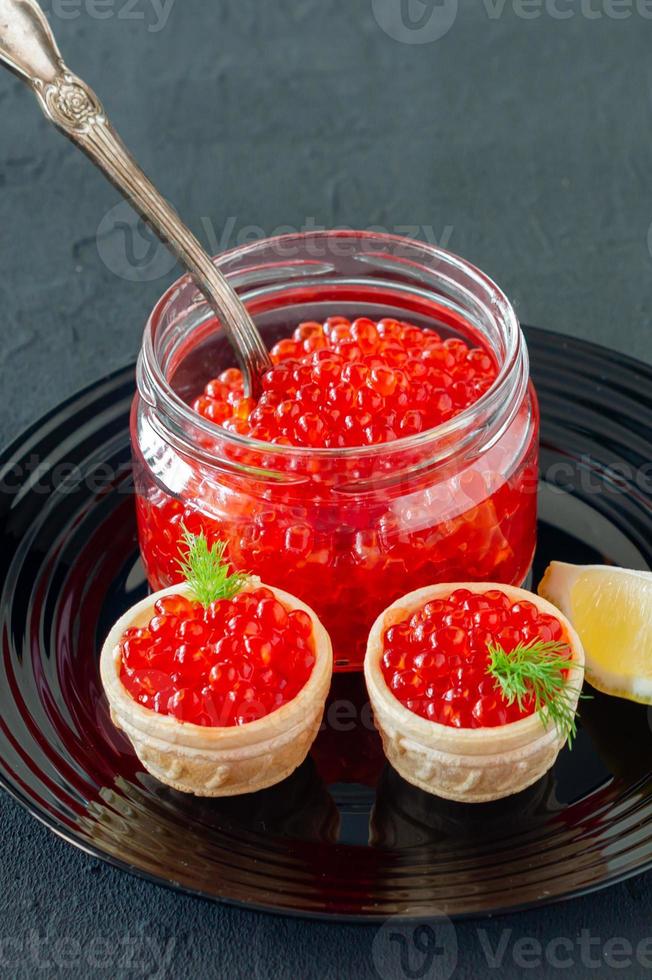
[191, 318, 498, 447]
[132, 232, 539, 672]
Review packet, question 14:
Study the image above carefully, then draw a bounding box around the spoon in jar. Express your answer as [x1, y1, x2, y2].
[0, 0, 272, 396]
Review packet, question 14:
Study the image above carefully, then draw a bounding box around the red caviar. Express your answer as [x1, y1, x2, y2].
[134, 312, 539, 671]
[119, 589, 316, 727]
[192, 317, 498, 447]
[381, 589, 569, 728]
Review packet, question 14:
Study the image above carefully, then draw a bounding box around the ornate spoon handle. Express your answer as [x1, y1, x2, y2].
[0, 0, 272, 395]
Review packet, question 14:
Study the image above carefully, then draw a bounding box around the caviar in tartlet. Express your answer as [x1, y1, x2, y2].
[381, 587, 575, 733]
[118, 533, 315, 727]
[365, 583, 585, 802]
[192, 317, 498, 447]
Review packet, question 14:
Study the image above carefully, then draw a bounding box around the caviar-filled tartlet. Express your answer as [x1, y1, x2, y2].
[101, 533, 333, 796]
[365, 583, 585, 802]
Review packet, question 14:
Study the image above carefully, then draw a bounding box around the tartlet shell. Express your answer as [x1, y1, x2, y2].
[364, 582, 585, 803]
[100, 579, 333, 796]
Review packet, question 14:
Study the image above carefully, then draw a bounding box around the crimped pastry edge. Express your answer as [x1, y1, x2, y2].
[101, 579, 333, 796]
[364, 581, 585, 803]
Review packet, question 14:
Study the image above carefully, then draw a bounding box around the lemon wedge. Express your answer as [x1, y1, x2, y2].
[539, 562, 652, 704]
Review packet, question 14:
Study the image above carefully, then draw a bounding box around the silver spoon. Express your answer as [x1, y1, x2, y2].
[0, 0, 272, 396]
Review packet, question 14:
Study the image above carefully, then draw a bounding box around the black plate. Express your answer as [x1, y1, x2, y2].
[1, 326, 652, 921]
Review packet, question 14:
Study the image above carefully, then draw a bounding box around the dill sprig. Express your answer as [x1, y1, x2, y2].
[177, 527, 248, 607]
[487, 639, 582, 746]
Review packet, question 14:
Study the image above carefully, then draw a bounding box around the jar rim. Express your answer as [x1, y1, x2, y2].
[140, 230, 526, 460]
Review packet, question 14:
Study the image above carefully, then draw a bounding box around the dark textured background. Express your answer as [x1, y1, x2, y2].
[1, 0, 652, 977]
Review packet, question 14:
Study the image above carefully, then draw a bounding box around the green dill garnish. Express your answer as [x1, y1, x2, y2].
[487, 639, 583, 746]
[177, 527, 248, 607]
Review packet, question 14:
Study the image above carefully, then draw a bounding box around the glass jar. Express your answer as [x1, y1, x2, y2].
[132, 231, 539, 671]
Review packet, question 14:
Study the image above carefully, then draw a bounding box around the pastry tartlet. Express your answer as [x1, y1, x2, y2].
[364, 582, 585, 803]
[101, 579, 333, 797]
